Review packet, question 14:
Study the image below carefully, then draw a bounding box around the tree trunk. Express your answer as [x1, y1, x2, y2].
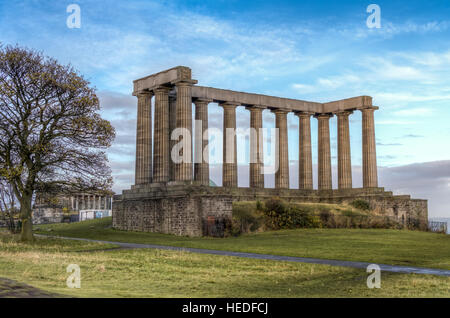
[19, 194, 34, 242]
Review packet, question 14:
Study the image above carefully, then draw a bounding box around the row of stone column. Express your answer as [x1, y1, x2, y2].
[135, 82, 209, 186]
[311, 109, 378, 190]
[71, 195, 112, 211]
[135, 86, 378, 190]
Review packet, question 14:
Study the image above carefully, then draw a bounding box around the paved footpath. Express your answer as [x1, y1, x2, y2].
[38, 235, 450, 277]
[0, 278, 64, 298]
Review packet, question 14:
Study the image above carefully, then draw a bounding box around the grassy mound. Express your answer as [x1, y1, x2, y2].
[231, 198, 404, 236]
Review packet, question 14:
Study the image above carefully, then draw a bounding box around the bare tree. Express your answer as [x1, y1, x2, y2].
[0, 179, 19, 233]
[0, 45, 115, 241]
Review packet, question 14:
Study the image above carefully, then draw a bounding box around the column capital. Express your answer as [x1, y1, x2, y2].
[314, 113, 334, 119]
[245, 105, 266, 112]
[219, 102, 239, 109]
[294, 111, 314, 118]
[136, 90, 154, 98]
[194, 98, 213, 104]
[335, 110, 353, 116]
[153, 86, 171, 93]
[173, 79, 198, 87]
[360, 106, 379, 112]
[270, 108, 290, 115]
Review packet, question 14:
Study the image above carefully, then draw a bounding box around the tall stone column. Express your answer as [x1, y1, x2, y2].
[168, 95, 177, 181]
[174, 82, 194, 181]
[135, 92, 153, 185]
[296, 112, 313, 190]
[220, 102, 238, 187]
[361, 107, 378, 188]
[153, 86, 170, 183]
[194, 99, 210, 185]
[247, 106, 264, 188]
[337, 111, 353, 189]
[273, 109, 289, 189]
[316, 114, 333, 190]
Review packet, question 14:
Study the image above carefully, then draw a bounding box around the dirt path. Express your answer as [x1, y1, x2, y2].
[0, 278, 65, 298]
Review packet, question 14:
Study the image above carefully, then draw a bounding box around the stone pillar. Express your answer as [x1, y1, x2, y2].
[220, 102, 238, 187]
[316, 114, 333, 190]
[337, 111, 353, 189]
[273, 109, 289, 189]
[174, 82, 194, 181]
[296, 112, 313, 190]
[169, 95, 177, 181]
[135, 92, 153, 185]
[75, 196, 79, 211]
[153, 86, 170, 183]
[247, 106, 264, 188]
[194, 99, 210, 185]
[361, 107, 378, 188]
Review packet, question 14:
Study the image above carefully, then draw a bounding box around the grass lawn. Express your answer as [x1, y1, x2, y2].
[0, 233, 449, 297]
[34, 217, 450, 270]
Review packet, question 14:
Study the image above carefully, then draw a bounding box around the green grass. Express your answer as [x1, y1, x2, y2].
[0, 235, 449, 297]
[34, 217, 450, 270]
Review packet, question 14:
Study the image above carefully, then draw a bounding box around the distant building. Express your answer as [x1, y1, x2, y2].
[33, 191, 113, 224]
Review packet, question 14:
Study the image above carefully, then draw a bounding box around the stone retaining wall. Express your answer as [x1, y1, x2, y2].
[112, 184, 428, 236]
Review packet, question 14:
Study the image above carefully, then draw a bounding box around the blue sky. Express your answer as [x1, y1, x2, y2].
[1, 0, 450, 217]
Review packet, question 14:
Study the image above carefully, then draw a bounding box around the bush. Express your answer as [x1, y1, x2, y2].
[262, 198, 322, 230]
[350, 199, 371, 211]
[230, 198, 411, 236]
[231, 202, 265, 235]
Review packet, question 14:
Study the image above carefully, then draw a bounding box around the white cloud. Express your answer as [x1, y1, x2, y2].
[377, 120, 417, 125]
[392, 108, 434, 117]
[292, 74, 360, 95]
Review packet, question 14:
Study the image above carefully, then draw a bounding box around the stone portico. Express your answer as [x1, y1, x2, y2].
[112, 66, 427, 236]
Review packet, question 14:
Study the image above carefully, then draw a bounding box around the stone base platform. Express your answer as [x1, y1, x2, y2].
[112, 184, 428, 237]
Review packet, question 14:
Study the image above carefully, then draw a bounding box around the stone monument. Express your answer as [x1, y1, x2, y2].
[112, 66, 427, 236]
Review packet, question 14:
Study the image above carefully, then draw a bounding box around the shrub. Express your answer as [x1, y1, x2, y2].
[350, 199, 371, 211]
[319, 209, 332, 223]
[231, 202, 265, 235]
[262, 198, 322, 230]
[256, 200, 263, 211]
[230, 198, 412, 235]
